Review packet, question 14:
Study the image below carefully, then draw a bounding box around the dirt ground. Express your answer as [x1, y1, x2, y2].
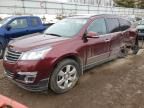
[1, 49, 144, 108]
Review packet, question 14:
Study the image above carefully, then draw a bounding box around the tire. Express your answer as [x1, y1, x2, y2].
[132, 37, 139, 54]
[132, 44, 139, 54]
[0, 44, 4, 59]
[118, 46, 129, 58]
[50, 59, 80, 94]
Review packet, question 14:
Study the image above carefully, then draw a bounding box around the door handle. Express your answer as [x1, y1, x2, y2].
[105, 39, 110, 42]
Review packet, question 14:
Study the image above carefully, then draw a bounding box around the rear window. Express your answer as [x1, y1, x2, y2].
[119, 18, 131, 31]
[106, 18, 120, 33]
[31, 18, 40, 26]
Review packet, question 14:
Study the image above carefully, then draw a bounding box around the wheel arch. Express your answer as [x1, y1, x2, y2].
[52, 54, 83, 76]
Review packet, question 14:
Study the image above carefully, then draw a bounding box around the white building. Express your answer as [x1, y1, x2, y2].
[18, 0, 114, 6]
[69, 0, 114, 7]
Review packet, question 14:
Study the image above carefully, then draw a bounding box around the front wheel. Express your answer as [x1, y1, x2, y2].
[50, 59, 80, 94]
[0, 44, 4, 59]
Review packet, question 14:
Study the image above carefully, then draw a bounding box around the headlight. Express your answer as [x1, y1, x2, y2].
[20, 47, 52, 60]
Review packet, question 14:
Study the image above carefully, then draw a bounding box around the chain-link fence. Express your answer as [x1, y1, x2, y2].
[0, 0, 144, 17]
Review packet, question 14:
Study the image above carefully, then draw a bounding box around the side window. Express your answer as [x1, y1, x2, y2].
[87, 18, 107, 35]
[119, 18, 131, 31]
[9, 18, 28, 29]
[31, 18, 39, 26]
[106, 18, 120, 33]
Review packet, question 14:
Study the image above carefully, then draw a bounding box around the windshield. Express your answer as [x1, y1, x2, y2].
[139, 20, 144, 25]
[44, 18, 87, 37]
[0, 17, 11, 27]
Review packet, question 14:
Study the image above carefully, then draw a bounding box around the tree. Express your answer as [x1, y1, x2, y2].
[114, 0, 144, 9]
[114, 0, 135, 8]
[138, 1, 144, 9]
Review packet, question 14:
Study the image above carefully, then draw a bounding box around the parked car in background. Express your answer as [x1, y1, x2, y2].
[137, 20, 144, 39]
[0, 16, 49, 58]
[3, 14, 139, 94]
[43, 22, 55, 28]
[0, 95, 28, 108]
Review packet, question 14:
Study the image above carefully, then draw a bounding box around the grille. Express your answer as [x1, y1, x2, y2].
[5, 48, 22, 63]
[139, 29, 144, 33]
[4, 70, 14, 79]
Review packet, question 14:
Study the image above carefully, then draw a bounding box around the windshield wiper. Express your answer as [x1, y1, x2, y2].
[45, 33, 62, 37]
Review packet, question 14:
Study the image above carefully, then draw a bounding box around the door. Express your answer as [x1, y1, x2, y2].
[5, 18, 29, 38]
[105, 18, 123, 58]
[86, 18, 111, 66]
[119, 18, 135, 44]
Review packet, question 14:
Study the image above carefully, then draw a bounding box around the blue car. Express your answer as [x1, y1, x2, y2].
[0, 16, 47, 58]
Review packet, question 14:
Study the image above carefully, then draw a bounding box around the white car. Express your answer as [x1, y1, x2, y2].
[137, 20, 144, 39]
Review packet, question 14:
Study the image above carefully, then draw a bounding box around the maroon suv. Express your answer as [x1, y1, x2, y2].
[3, 14, 138, 93]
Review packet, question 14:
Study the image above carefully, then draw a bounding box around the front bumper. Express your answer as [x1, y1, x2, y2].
[4, 70, 49, 92]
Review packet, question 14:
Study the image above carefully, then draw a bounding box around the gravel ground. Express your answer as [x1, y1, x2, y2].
[0, 50, 144, 108]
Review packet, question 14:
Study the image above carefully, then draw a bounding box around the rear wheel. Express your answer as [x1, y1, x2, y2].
[132, 44, 139, 54]
[50, 59, 80, 94]
[132, 37, 139, 54]
[119, 46, 129, 58]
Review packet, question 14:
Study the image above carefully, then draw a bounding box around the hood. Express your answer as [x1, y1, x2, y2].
[137, 25, 144, 29]
[9, 33, 69, 52]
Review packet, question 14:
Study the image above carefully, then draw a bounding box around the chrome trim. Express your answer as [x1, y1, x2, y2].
[84, 49, 120, 70]
[87, 52, 110, 65]
[4, 48, 22, 63]
[84, 54, 118, 70]
[4, 70, 14, 79]
[7, 50, 21, 56]
[87, 52, 110, 60]
[18, 72, 37, 76]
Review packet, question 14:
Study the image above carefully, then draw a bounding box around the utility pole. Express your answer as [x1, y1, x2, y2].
[21, 0, 25, 14]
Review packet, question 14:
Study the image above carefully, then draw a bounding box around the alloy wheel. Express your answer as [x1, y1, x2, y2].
[57, 65, 78, 90]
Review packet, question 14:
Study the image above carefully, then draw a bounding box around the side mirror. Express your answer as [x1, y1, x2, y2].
[5, 25, 11, 31]
[86, 31, 99, 38]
